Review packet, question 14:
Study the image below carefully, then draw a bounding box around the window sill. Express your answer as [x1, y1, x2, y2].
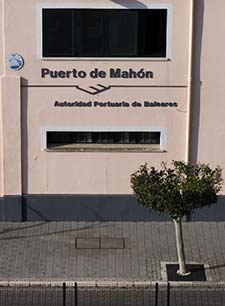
[45, 144, 166, 153]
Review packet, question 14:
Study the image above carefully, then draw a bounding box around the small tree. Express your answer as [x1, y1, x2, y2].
[131, 161, 222, 276]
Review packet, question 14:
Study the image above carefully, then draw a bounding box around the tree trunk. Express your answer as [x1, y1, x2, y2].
[173, 217, 190, 276]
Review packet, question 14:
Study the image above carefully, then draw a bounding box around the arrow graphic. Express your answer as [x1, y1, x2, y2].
[76, 84, 111, 95]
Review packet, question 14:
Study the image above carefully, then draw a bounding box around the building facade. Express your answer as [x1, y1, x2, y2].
[0, 0, 224, 221]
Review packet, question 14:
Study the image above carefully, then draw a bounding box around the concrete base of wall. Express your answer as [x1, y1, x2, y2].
[0, 195, 224, 222]
[0, 196, 22, 221]
[22, 195, 169, 222]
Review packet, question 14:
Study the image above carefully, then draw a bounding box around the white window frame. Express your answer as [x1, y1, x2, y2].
[41, 126, 167, 151]
[36, 2, 172, 61]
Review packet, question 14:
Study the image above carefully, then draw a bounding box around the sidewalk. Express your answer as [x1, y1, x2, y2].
[0, 222, 224, 282]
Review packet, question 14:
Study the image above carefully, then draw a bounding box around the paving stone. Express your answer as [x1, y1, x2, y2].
[100, 238, 124, 249]
[76, 238, 100, 249]
[0, 222, 225, 281]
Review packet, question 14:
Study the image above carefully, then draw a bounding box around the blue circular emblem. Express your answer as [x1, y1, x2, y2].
[7, 53, 24, 71]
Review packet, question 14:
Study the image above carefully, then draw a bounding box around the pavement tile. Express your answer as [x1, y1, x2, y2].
[0, 221, 224, 282]
[100, 238, 124, 249]
[76, 238, 100, 249]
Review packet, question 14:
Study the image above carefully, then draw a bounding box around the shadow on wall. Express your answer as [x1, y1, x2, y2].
[190, 195, 225, 221]
[21, 78, 28, 198]
[111, 0, 148, 9]
[189, 0, 204, 163]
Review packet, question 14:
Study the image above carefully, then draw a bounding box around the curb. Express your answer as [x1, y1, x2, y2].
[1, 280, 225, 288]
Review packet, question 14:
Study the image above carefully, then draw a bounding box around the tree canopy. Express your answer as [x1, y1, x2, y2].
[131, 161, 222, 219]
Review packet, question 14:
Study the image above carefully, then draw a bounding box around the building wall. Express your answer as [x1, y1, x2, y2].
[3, 0, 190, 194]
[192, 0, 225, 169]
[0, 0, 4, 197]
[24, 86, 187, 194]
[0, 0, 224, 220]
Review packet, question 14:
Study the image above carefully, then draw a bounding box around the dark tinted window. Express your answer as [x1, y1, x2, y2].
[43, 10, 73, 57]
[43, 9, 167, 57]
[47, 131, 160, 148]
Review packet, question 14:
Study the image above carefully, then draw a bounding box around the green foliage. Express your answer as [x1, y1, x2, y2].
[131, 161, 223, 219]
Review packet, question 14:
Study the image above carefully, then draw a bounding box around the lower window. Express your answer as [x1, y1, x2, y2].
[46, 131, 162, 152]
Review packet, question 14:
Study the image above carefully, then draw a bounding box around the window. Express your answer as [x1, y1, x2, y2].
[42, 9, 167, 58]
[46, 131, 162, 152]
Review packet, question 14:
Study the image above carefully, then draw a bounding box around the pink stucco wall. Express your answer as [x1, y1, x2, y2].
[0, 0, 224, 197]
[0, 76, 21, 196]
[24, 86, 187, 194]
[191, 0, 225, 172]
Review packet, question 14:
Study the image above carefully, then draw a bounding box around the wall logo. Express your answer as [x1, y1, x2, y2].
[76, 84, 111, 95]
[7, 53, 24, 71]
